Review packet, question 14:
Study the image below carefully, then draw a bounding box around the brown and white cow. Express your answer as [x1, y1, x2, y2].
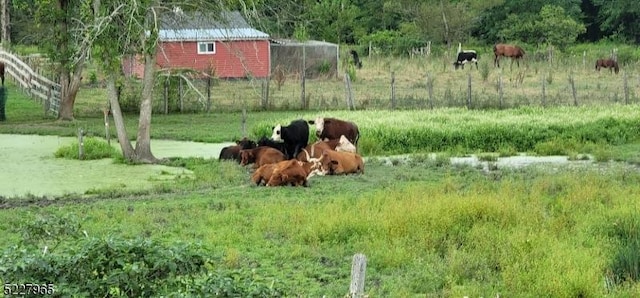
[265, 157, 325, 187]
[317, 150, 365, 175]
[239, 146, 286, 169]
[295, 135, 356, 161]
[308, 117, 360, 146]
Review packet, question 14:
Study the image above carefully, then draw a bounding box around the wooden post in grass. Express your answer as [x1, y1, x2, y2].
[78, 128, 85, 160]
[349, 253, 367, 298]
[623, 72, 629, 105]
[241, 108, 247, 137]
[301, 45, 307, 110]
[466, 73, 472, 109]
[344, 73, 354, 110]
[390, 71, 396, 109]
[541, 74, 546, 107]
[179, 77, 184, 112]
[426, 72, 434, 109]
[498, 75, 504, 109]
[569, 74, 577, 106]
[582, 51, 586, 69]
[206, 76, 212, 113]
[163, 77, 169, 114]
[261, 78, 270, 110]
[103, 107, 110, 146]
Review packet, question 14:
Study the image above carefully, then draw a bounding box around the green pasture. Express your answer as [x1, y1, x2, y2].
[2, 160, 640, 296]
[2, 48, 640, 296]
[2, 85, 640, 159]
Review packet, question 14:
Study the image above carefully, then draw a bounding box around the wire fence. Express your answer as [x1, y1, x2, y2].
[149, 54, 640, 113]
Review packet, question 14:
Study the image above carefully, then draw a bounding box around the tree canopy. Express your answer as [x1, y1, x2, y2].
[6, 0, 639, 53]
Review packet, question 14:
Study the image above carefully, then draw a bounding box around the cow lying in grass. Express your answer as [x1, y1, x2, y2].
[260, 154, 324, 187]
[317, 150, 365, 175]
[218, 137, 257, 162]
[295, 135, 356, 161]
[239, 146, 286, 169]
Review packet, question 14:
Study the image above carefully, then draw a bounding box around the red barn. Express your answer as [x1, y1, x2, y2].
[123, 10, 270, 79]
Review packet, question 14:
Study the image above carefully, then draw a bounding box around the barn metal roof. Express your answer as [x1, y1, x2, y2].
[158, 10, 269, 41]
[160, 28, 269, 41]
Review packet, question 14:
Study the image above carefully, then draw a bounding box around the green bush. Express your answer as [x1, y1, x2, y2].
[1, 214, 286, 297]
[55, 137, 119, 160]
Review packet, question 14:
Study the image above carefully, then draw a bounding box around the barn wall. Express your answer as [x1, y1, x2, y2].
[123, 40, 270, 79]
[270, 43, 338, 79]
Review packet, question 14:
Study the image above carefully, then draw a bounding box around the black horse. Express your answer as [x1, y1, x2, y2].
[349, 50, 362, 69]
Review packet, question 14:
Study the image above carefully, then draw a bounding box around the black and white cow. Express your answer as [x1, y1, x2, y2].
[271, 119, 310, 160]
[453, 50, 478, 70]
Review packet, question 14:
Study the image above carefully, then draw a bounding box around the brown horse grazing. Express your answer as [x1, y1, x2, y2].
[595, 58, 619, 74]
[493, 43, 525, 68]
[0, 62, 5, 85]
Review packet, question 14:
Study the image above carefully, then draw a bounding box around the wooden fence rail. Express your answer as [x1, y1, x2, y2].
[0, 49, 61, 116]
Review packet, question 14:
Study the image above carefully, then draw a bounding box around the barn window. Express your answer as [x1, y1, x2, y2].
[198, 42, 216, 54]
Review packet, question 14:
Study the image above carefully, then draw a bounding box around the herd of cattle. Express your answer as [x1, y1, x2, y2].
[453, 43, 620, 73]
[219, 117, 364, 187]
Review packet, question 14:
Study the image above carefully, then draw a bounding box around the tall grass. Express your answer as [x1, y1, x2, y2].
[2, 165, 639, 296]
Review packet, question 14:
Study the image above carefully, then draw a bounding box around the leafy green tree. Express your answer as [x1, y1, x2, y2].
[473, 0, 582, 43]
[592, 0, 640, 43]
[500, 5, 585, 49]
[534, 5, 585, 49]
[34, 0, 95, 120]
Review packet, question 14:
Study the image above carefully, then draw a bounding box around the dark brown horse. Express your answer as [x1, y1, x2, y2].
[595, 58, 619, 74]
[0, 62, 5, 85]
[493, 43, 525, 68]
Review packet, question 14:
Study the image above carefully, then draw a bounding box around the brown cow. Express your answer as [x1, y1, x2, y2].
[317, 150, 365, 175]
[219, 137, 257, 162]
[266, 160, 309, 187]
[308, 117, 360, 146]
[493, 43, 525, 68]
[239, 146, 286, 169]
[295, 135, 356, 161]
[595, 58, 619, 74]
[251, 163, 277, 186]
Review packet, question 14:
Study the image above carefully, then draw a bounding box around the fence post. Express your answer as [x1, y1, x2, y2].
[163, 77, 169, 114]
[466, 73, 472, 109]
[582, 51, 586, 70]
[498, 75, 503, 109]
[179, 77, 183, 112]
[344, 73, 354, 110]
[241, 108, 247, 137]
[569, 74, 577, 106]
[78, 128, 85, 160]
[349, 253, 367, 298]
[541, 74, 546, 107]
[301, 45, 307, 110]
[623, 72, 629, 105]
[426, 72, 434, 109]
[390, 71, 396, 109]
[103, 107, 110, 146]
[261, 78, 270, 110]
[206, 76, 212, 113]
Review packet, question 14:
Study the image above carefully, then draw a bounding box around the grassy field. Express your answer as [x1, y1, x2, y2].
[1, 50, 640, 296]
[91, 44, 640, 112]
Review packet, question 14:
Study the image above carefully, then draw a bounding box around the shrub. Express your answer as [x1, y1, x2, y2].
[1, 215, 286, 298]
[55, 137, 119, 160]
